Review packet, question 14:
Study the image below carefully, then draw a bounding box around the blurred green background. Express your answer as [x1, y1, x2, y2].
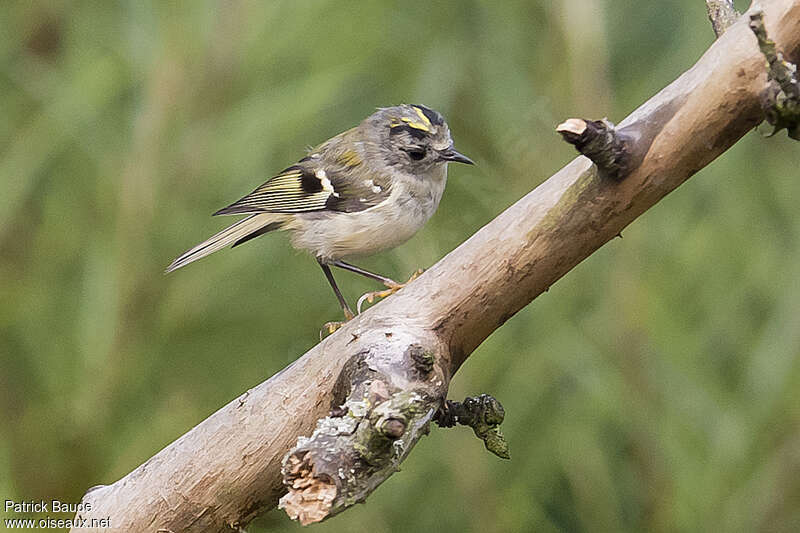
[2, 0, 799, 531]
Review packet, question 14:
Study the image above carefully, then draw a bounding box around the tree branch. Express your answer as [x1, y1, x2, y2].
[556, 118, 633, 180]
[706, 0, 740, 37]
[749, 10, 800, 139]
[434, 394, 510, 459]
[72, 1, 800, 530]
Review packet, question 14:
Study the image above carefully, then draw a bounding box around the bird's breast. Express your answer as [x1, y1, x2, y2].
[289, 172, 447, 262]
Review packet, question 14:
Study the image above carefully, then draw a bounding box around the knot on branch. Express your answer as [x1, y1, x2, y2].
[279, 378, 439, 525]
[435, 394, 510, 460]
[556, 118, 633, 181]
[749, 11, 800, 140]
[406, 343, 434, 376]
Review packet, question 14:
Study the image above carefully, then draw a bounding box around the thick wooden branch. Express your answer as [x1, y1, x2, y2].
[73, 1, 800, 530]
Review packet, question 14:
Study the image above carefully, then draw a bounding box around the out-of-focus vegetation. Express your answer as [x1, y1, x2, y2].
[2, 1, 799, 531]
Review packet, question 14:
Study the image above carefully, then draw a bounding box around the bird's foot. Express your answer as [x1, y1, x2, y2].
[320, 308, 355, 339]
[321, 321, 345, 338]
[357, 268, 424, 313]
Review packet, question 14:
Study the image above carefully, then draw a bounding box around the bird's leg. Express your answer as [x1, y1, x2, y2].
[318, 260, 355, 336]
[330, 260, 400, 287]
[330, 261, 424, 313]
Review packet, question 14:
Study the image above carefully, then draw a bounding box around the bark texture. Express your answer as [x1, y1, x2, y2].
[750, 10, 800, 138]
[706, 0, 740, 36]
[73, 1, 800, 530]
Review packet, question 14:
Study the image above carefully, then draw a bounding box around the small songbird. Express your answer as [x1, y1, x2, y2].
[166, 104, 473, 329]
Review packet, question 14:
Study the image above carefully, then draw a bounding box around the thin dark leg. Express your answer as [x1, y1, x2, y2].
[331, 260, 398, 287]
[318, 260, 355, 319]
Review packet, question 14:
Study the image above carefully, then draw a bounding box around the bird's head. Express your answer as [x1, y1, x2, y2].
[366, 104, 473, 175]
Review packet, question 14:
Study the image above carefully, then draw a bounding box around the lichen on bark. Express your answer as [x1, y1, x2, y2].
[435, 394, 510, 460]
[279, 338, 446, 525]
[750, 11, 800, 139]
[706, 0, 739, 37]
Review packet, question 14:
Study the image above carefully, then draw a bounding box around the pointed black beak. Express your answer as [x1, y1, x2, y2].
[439, 147, 475, 165]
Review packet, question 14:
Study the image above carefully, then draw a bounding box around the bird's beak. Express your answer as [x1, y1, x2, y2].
[439, 147, 475, 165]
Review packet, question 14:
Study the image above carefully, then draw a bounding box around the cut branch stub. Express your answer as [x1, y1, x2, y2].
[556, 118, 633, 181]
[435, 394, 510, 460]
[279, 340, 447, 525]
[749, 11, 800, 139]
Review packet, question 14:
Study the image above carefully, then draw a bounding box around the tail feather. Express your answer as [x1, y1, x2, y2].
[166, 213, 284, 273]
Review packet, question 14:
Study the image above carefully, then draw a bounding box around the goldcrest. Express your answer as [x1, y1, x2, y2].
[167, 104, 473, 323]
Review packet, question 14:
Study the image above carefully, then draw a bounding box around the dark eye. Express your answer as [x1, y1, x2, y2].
[406, 148, 426, 161]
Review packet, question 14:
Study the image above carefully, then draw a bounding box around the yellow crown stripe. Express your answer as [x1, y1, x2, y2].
[400, 117, 430, 132]
[412, 106, 433, 128]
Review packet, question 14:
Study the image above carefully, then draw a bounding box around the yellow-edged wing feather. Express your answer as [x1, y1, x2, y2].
[214, 166, 335, 215]
[214, 137, 390, 215]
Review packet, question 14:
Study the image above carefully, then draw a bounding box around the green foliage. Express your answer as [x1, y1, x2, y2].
[2, 1, 799, 531]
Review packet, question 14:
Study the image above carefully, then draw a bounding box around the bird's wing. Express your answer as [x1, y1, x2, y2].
[214, 147, 391, 216]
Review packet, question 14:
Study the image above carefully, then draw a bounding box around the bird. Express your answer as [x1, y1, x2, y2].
[166, 104, 473, 331]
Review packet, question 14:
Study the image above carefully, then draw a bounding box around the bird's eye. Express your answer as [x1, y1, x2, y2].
[406, 148, 426, 161]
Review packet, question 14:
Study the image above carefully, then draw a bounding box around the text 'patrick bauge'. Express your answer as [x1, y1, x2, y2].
[4, 500, 92, 513]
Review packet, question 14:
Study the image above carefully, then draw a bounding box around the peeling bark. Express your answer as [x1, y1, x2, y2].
[277, 340, 448, 524]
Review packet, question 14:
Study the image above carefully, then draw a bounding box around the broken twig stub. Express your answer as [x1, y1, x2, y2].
[435, 394, 510, 459]
[556, 118, 633, 181]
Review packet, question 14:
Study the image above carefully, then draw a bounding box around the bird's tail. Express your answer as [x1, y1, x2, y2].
[165, 213, 286, 273]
